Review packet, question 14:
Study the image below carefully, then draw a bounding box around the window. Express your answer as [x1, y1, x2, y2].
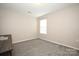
[40, 19, 47, 34]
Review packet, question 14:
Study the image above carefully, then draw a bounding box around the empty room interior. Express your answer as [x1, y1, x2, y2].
[0, 3, 79, 56]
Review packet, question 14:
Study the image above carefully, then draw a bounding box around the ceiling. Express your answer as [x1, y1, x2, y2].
[0, 3, 73, 17]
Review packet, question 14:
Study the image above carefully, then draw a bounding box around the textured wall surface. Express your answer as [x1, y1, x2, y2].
[38, 5, 79, 50]
[0, 9, 37, 43]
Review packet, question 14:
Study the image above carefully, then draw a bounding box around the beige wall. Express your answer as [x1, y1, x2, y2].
[0, 9, 37, 43]
[38, 5, 79, 50]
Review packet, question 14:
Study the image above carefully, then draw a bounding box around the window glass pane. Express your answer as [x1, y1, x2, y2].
[40, 19, 47, 34]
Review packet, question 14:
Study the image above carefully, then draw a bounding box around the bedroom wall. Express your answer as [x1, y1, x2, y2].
[0, 9, 37, 43]
[38, 5, 79, 50]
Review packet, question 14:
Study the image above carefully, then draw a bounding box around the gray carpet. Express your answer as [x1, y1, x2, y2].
[12, 39, 79, 56]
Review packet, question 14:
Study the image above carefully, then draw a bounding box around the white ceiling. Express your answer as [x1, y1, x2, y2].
[0, 3, 73, 17]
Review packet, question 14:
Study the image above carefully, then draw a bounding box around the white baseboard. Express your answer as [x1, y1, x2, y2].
[42, 38, 79, 50]
[13, 38, 37, 44]
[12, 37, 79, 50]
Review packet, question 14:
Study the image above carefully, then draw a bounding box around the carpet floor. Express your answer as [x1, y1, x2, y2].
[12, 39, 79, 56]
